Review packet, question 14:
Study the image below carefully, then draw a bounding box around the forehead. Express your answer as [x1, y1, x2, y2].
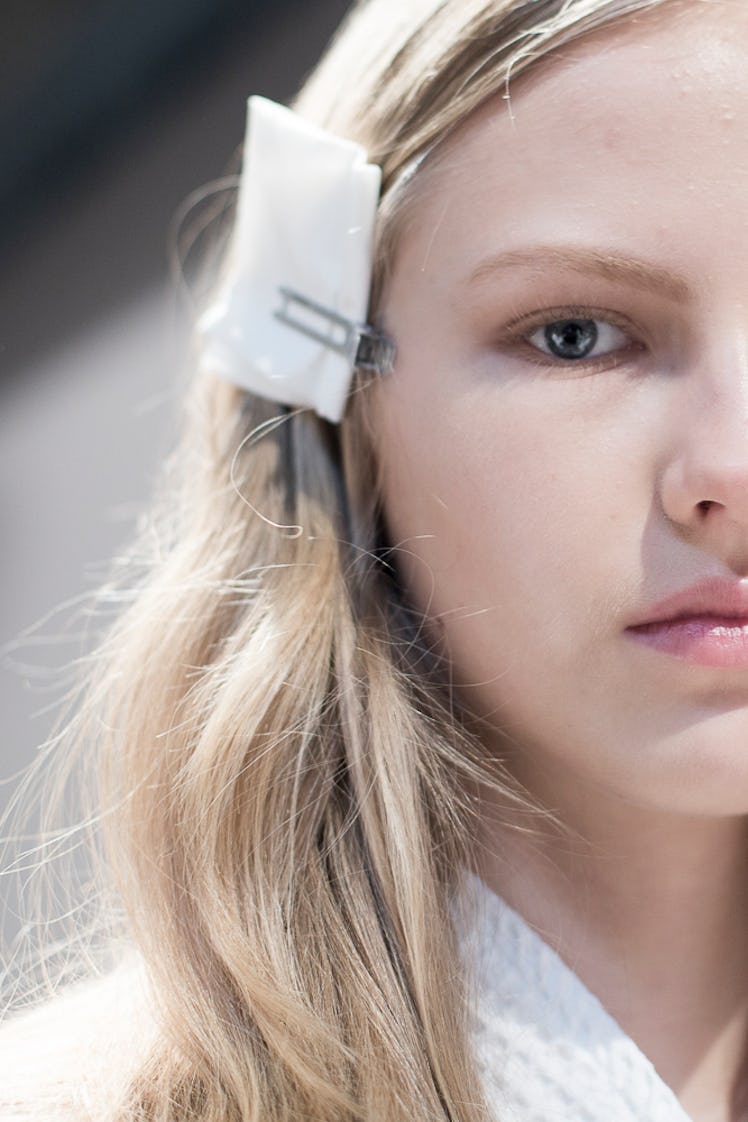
[504, 0, 747, 145]
[394, 1, 748, 273]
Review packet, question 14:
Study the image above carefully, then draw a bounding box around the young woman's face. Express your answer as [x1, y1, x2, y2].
[374, 2, 748, 819]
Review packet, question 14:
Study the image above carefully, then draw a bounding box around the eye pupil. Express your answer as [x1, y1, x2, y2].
[544, 319, 598, 359]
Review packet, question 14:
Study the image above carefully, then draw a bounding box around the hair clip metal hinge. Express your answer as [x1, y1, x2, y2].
[274, 286, 395, 375]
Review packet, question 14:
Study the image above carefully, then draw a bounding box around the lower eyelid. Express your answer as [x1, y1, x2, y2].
[512, 342, 642, 378]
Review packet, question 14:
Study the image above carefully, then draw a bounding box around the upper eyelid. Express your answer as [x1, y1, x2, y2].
[502, 305, 636, 336]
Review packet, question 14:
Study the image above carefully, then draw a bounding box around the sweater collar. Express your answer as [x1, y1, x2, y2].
[459, 873, 694, 1122]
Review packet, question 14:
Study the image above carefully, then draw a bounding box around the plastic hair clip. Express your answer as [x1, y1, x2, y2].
[274, 287, 396, 376]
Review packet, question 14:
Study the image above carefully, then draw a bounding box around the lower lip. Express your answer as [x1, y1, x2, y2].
[627, 616, 748, 668]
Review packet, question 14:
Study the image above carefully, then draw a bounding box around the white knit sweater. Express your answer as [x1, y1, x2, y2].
[0, 881, 695, 1121]
[0, 957, 156, 1120]
[462, 872, 693, 1122]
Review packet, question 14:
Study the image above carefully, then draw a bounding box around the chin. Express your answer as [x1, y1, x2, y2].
[626, 710, 748, 818]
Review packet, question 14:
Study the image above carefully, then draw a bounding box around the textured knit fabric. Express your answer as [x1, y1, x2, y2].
[0, 956, 156, 1121]
[461, 873, 694, 1122]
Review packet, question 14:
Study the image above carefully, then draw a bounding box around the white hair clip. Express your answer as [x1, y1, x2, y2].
[196, 96, 395, 423]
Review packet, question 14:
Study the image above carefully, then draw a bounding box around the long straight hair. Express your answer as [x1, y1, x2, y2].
[4, 2, 677, 1120]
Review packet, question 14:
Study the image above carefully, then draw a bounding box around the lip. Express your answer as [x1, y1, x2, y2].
[626, 578, 748, 668]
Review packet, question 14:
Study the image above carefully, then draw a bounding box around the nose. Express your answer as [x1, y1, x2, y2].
[660, 352, 748, 567]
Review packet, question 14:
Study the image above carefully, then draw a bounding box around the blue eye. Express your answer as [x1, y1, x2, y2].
[527, 317, 629, 361]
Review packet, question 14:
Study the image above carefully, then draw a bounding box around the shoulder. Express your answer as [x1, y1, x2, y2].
[0, 954, 158, 1121]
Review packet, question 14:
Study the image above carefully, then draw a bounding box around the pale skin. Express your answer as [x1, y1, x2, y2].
[373, 4, 748, 1121]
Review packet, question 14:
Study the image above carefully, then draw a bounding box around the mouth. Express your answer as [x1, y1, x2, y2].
[626, 579, 748, 668]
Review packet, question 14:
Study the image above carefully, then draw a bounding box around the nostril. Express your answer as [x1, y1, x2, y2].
[697, 500, 713, 515]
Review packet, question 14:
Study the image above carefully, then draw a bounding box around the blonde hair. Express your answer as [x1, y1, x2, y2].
[5, 1, 678, 1120]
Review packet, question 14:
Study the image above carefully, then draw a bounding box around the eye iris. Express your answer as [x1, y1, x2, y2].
[544, 319, 598, 359]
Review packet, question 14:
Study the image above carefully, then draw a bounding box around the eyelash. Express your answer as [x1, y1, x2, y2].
[501, 305, 643, 370]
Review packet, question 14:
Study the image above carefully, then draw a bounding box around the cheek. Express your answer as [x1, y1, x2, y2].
[373, 367, 650, 704]
[380, 382, 587, 602]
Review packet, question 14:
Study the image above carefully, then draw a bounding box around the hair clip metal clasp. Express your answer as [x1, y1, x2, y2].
[275, 287, 395, 376]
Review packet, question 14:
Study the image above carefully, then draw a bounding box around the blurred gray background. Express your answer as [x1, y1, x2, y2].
[1, 0, 353, 952]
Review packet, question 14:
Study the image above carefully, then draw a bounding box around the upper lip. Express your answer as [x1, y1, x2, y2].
[627, 578, 748, 628]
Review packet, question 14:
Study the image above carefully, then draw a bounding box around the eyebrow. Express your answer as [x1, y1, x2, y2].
[468, 245, 693, 302]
